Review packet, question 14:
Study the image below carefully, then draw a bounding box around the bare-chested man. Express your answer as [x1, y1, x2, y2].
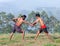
[31, 13, 53, 42]
[10, 15, 30, 40]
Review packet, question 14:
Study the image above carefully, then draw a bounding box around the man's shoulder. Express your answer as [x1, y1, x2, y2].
[39, 18, 42, 20]
[18, 17, 21, 19]
[37, 18, 41, 20]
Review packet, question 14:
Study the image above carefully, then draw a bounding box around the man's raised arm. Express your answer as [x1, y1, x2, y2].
[32, 19, 39, 26]
[23, 20, 32, 26]
[12, 18, 18, 20]
[12, 18, 18, 22]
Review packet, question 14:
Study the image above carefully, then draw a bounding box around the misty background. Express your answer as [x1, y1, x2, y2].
[0, 0, 60, 20]
[0, 0, 60, 33]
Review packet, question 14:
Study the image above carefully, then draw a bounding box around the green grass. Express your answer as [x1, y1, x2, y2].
[44, 43, 57, 46]
[0, 33, 60, 46]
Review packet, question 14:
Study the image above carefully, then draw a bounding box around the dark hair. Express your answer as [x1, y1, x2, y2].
[21, 15, 26, 20]
[35, 13, 40, 17]
[23, 15, 26, 18]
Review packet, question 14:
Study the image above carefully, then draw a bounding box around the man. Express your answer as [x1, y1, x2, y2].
[10, 15, 30, 40]
[31, 13, 53, 42]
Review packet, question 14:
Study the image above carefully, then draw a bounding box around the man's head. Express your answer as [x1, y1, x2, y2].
[21, 15, 26, 20]
[35, 13, 40, 18]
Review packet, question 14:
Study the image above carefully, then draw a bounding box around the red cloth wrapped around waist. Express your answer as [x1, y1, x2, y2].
[41, 24, 46, 29]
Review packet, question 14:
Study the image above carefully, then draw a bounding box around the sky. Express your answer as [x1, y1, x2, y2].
[0, 0, 60, 10]
[0, 0, 60, 20]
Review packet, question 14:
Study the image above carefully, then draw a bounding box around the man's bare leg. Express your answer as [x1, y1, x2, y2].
[34, 30, 40, 40]
[10, 32, 14, 40]
[22, 30, 25, 40]
[45, 33, 54, 42]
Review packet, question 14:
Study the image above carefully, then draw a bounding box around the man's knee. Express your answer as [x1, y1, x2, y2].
[38, 31, 40, 33]
[22, 31, 25, 33]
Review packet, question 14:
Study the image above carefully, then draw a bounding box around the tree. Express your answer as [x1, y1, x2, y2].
[26, 11, 40, 33]
[0, 12, 15, 33]
[7, 13, 14, 21]
[18, 14, 22, 17]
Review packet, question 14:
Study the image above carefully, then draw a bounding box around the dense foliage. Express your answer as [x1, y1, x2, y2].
[0, 11, 60, 33]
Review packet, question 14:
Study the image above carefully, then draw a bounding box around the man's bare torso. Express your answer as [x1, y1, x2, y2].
[15, 18, 23, 26]
[37, 18, 45, 26]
